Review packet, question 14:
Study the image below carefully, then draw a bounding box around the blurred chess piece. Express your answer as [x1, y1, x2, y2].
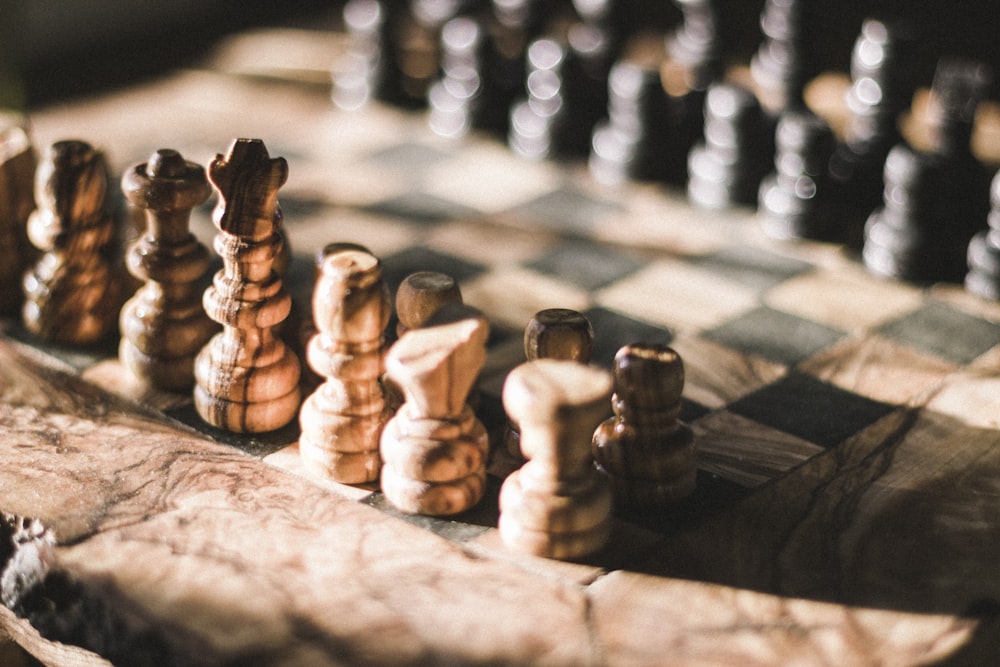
[194, 139, 301, 433]
[592, 344, 696, 509]
[119, 149, 217, 391]
[499, 358, 613, 559]
[23, 140, 122, 345]
[0, 115, 36, 316]
[300, 247, 392, 483]
[966, 169, 1000, 300]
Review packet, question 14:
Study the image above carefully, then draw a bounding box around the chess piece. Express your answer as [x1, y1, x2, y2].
[395, 270, 463, 338]
[22, 140, 122, 345]
[334, 0, 415, 110]
[118, 149, 217, 390]
[666, 0, 724, 91]
[499, 358, 613, 559]
[827, 19, 915, 247]
[758, 110, 836, 241]
[592, 344, 696, 509]
[300, 247, 392, 484]
[380, 308, 490, 515]
[0, 116, 36, 316]
[505, 308, 594, 458]
[194, 139, 301, 433]
[966, 169, 1000, 300]
[749, 0, 815, 113]
[687, 82, 772, 209]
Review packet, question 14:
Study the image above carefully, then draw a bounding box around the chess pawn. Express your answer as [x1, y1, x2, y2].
[395, 270, 463, 338]
[194, 139, 301, 433]
[23, 140, 122, 345]
[0, 117, 36, 315]
[966, 169, 1000, 300]
[118, 149, 217, 390]
[592, 344, 696, 509]
[499, 359, 613, 559]
[505, 308, 594, 458]
[299, 248, 392, 483]
[380, 309, 490, 515]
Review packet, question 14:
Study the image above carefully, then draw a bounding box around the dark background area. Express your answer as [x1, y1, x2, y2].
[2, 1, 998, 108]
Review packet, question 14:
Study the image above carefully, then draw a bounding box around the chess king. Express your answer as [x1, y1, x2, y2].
[193, 139, 301, 433]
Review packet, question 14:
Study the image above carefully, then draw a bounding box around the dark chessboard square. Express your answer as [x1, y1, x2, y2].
[681, 398, 711, 424]
[524, 240, 646, 290]
[512, 184, 623, 234]
[583, 307, 673, 368]
[703, 306, 846, 366]
[876, 301, 1000, 365]
[728, 372, 896, 448]
[363, 191, 482, 225]
[363, 141, 453, 175]
[380, 245, 487, 294]
[687, 246, 815, 292]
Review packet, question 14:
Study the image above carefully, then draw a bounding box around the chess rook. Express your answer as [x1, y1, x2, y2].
[499, 359, 613, 560]
[22, 140, 122, 345]
[119, 149, 216, 390]
[593, 344, 696, 509]
[0, 117, 36, 316]
[505, 308, 594, 458]
[380, 311, 490, 515]
[299, 248, 392, 483]
[194, 139, 301, 433]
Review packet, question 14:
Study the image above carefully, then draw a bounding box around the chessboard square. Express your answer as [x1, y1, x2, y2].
[460, 266, 591, 331]
[508, 184, 623, 234]
[425, 220, 560, 267]
[363, 141, 453, 177]
[728, 372, 896, 448]
[688, 245, 814, 292]
[670, 334, 787, 410]
[582, 307, 673, 368]
[799, 334, 957, 405]
[925, 346, 1000, 429]
[764, 265, 924, 331]
[703, 306, 846, 366]
[288, 208, 416, 262]
[423, 142, 563, 213]
[876, 300, 1000, 365]
[524, 240, 646, 291]
[594, 260, 759, 333]
[363, 191, 483, 225]
[381, 246, 487, 293]
[693, 410, 826, 487]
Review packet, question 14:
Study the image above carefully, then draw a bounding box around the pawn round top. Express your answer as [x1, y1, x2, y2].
[395, 271, 463, 332]
[524, 308, 593, 363]
[503, 358, 612, 429]
[122, 148, 211, 212]
[314, 248, 390, 340]
[612, 343, 685, 409]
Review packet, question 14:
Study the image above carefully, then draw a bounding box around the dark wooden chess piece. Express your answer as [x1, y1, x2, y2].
[758, 110, 836, 241]
[23, 140, 122, 345]
[592, 343, 696, 509]
[966, 169, 1000, 300]
[193, 139, 301, 433]
[380, 308, 490, 515]
[750, 0, 815, 113]
[499, 358, 613, 559]
[505, 308, 594, 458]
[0, 116, 36, 316]
[118, 149, 217, 391]
[300, 247, 392, 484]
[395, 270, 463, 338]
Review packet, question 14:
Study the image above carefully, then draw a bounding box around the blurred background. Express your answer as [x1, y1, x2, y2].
[0, 1, 997, 108]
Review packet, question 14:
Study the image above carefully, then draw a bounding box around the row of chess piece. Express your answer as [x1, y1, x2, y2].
[333, 0, 1000, 300]
[0, 133, 694, 561]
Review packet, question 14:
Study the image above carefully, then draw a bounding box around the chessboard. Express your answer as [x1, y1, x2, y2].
[2, 13, 1000, 667]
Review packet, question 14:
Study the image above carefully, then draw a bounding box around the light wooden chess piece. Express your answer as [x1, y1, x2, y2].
[0, 117, 36, 316]
[119, 149, 217, 390]
[299, 247, 392, 484]
[395, 270, 463, 337]
[194, 139, 301, 433]
[499, 359, 613, 560]
[380, 306, 490, 515]
[505, 308, 594, 458]
[592, 343, 696, 508]
[22, 140, 122, 345]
